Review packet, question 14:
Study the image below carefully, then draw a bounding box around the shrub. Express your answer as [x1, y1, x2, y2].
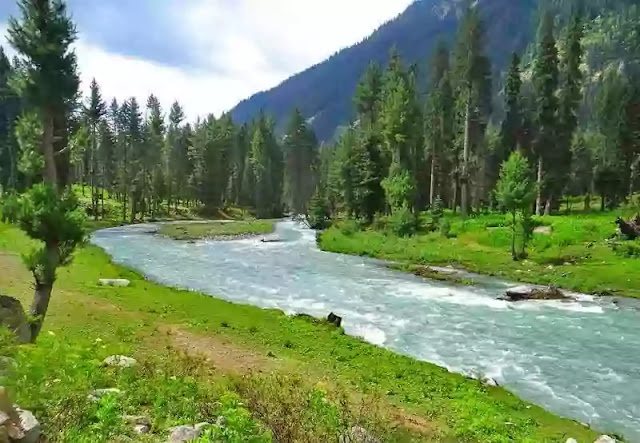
[389, 206, 417, 237]
[611, 240, 640, 258]
[339, 219, 361, 236]
[439, 218, 451, 238]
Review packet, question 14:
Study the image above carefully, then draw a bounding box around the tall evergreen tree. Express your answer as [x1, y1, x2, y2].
[84, 79, 106, 219]
[532, 10, 560, 215]
[283, 109, 318, 215]
[6, 0, 84, 342]
[425, 41, 454, 206]
[8, 0, 79, 190]
[452, 3, 492, 215]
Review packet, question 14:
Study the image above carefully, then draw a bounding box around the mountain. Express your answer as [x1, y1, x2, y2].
[229, 0, 633, 142]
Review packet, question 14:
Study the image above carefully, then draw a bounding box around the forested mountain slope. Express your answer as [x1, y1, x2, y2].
[229, 0, 634, 141]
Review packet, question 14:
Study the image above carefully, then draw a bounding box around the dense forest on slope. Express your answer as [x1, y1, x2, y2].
[230, 0, 637, 141]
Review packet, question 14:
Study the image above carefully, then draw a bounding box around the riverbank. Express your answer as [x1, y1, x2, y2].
[158, 220, 275, 241]
[319, 211, 640, 300]
[0, 222, 603, 442]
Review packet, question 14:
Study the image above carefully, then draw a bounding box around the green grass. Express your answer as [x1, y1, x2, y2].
[320, 210, 640, 299]
[0, 222, 604, 442]
[159, 220, 275, 241]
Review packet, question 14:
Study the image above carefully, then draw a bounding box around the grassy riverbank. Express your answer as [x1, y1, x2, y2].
[0, 223, 605, 442]
[319, 210, 640, 299]
[159, 220, 275, 241]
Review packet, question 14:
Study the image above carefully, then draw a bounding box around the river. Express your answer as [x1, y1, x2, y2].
[92, 221, 640, 440]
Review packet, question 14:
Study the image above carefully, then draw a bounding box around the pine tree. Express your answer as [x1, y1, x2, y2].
[425, 41, 454, 207]
[550, 12, 584, 213]
[144, 94, 164, 217]
[6, 0, 83, 342]
[8, 0, 79, 190]
[501, 53, 523, 158]
[532, 10, 560, 215]
[84, 79, 106, 219]
[0, 47, 20, 191]
[354, 62, 382, 126]
[283, 109, 318, 215]
[452, 3, 492, 215]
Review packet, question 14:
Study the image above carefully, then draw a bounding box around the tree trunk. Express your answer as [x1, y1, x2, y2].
[536, 156, 544, 216]
[544, 194, 553, 216]
[511, 211, 517, 261]
[28, 281, 54, 343]
[584, 193, 590, 211]
[41, 108, 58, 190]
[461, 98, 472, 217]
[429, 155, 437, 206]
[452, 173, 459, 214]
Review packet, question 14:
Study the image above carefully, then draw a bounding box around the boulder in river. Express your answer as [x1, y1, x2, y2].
[327, 312, 342, 327]
[0, 296, 30, 344]
[500, 286, 571, 302]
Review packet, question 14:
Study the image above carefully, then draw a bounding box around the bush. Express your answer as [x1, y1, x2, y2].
[439, 218, 451, 238]
[338, 219, 361, 236]
[389, 206, 417, 237]
[611, 240, 640, 258]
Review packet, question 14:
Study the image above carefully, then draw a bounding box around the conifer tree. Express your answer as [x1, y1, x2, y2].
[532, 10, 560, 215]
[6, 0, 84, 342]
[283, 109, 318, 215]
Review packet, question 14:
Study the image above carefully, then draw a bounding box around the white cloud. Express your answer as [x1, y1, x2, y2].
[0, 0, 412, 120]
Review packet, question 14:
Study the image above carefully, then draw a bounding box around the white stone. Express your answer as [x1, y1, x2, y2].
[16, 407, 40, 443]
[534, 226, 552, 235]
[88, 388, 123, 402]
[103, 355, 137, 368]
[566, 439, 578, 443]
[594, 436, 616, 443]
[134, 424, 151, 434]
[98, 279, 131, 287]
[168, 423, 210, 442]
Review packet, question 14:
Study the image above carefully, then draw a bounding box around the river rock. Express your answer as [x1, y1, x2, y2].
[327, 312, 342, 327]
[594, 436, 616, 443]
[0, 296, 30, 344]
[168, 422, 210, 442]
[103, 355, 137, 368]
[500, 285, 570, 302]
[98, 279, 130, 287]
[566, 439, 577, 443]
[338, 426, 380, 443]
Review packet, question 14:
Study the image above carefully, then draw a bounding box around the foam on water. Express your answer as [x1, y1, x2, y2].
[92, 221, 640, 441]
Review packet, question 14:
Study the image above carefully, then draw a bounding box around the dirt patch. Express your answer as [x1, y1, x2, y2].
[390, 408, 438, 436]
[160, 325, 275, 374]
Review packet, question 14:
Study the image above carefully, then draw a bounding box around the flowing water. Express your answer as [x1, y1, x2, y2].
[92, 221, 640, 440]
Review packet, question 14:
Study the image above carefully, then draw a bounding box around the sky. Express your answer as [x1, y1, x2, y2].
[0, 0, 412, 120]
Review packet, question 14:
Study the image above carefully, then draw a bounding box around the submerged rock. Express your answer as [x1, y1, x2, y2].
[0, 296, 30, 344]
[500, 285, 571, 302]
[102, 355, 137, 368]
[98, 279, 131, 287]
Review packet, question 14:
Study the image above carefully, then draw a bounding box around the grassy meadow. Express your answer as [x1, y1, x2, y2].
[159, 220, 275, 241]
